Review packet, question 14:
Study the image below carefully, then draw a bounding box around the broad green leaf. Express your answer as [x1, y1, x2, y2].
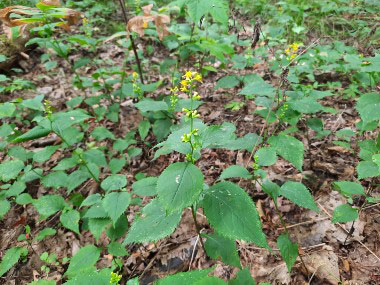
[205, 233, 241, 267]
[41, 171, 69, 189]
[64, 269, 111, 285]
[107, 242, 128, 257]
[0, 102, 16, 118]
[81, 194, 102, 208]
[280, 182, 319, 212]
[35, 228, 56, 241]
[135, 100, 168, 112]
[156, 268, 214, 285]
[219, 165, 251, 180]
[12, 126, 51, 143]
[103, 192, 131, 226]
[60, 210, 80, 234]
[128, 147, 142, 158]
[290, 97, 323, 114]
[157, 162, 204, 212]
[0, 200, 11, 219]
[332, 181, 365, 198]
[53, 157, 78, 171]
[229, 268, 256, 285]
[277, 233, 298, 272]
[5, 181, 26, 197]
[51, 110, 91, 132]
[203, 182, 268, 248]
[124, 199, 181, 244]
[132, 177, 158, 196]
[83, 204, 108, 219]
[356, 93, 380, 124]
[239, 81, 275, 97]
[109, 158, 126, 174]
[153, 118, 172, 142]
[255, 147, 277, 166]
[214, 76, 240, 89]
[65, 245, 100, 278]
[88, 218, 111, 241]
[0, 247, 28, 277]
[138, 120, 151, 140]
[0, 160, 24, 182]
[33, 195, 66, 219]
[261, 180, 280, 201]
[107, 215, 128, 240]
[373, 154, 380, 168]
[100, 175, 127, 192]
[16, 193, 33, 205]
[90, 127, 115, 141]
[268, 135, 304, 171]
[21, 95, 44, 111]
[357, 161, 380, 179]
[186, 0, 213, 23]
[83, 149, 107, 167]
[332, 204, 358, 223]
[67, 169, 91, 193]
[225, 133, 262, 151]
[33, 146, 60, 163]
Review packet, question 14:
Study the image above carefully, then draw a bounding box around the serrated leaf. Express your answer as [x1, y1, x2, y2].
[0, 247, 28, 277]
[107, 215, 128, 241]
[107, 241, 128, 257]
[103, 192, 131, 226]
[81, 194, 102, 208]
[332, 181, 365, 198]
[101, 175, 127, 192]
[138, 120, 151, 140]
[41, 171, 69, 189]
[60, 210, 80, 234]
[35, 228, 56, 241]
[203, 182, 268, 248]
[88, 218, 111, 241]
[228, 268, 256, 285]
[124, 199, 181, 244]
[157, 162, 204, 212]
[132, 177, 158, 196]
[268, 135, 304, 171]
[0, 160, 24, 182]
[255, 147, 277, 166]
[280, 182, 319, 211]
[332, 204, 358, 223]
[83, 149, 107, 167]
[205, 233, 241, 267]
[356, 93, 380, 124]
[219, 165, 251, 180]
[156, 268, 214, 285]
[33, 195, 66, 219]
[357, 161, 380, 179]
[277, 233, 298, 272]
[12, 126, 51, 143]
[64, 269, 111, 285]
[65, 245, 100, 279]
[84, 204, 108, 219]
[90, 127, 115, 141]
[33, 146, 60, 163]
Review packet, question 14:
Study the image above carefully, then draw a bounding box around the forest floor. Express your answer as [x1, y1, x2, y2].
[1, 9, 380, 285]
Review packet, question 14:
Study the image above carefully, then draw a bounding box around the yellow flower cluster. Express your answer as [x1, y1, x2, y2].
[285, 43, 301, 60]
[132, 72, 142, 99]
[180, 71, 202, 92]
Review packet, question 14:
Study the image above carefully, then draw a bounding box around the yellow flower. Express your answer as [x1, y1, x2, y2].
[181, 80, 189, 87]
[183, 71, 193, 80]
[285, 49, 290, 55]
[194, 74, 202, 82]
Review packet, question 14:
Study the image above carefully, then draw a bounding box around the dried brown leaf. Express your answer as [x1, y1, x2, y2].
[41, 0, 61, 6]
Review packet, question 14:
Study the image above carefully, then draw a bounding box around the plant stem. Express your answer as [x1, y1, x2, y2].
[191, 205, 206, 254]
[117, 0, 145, 84]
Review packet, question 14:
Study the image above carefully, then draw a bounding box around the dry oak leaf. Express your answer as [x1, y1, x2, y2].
[126, 4, 170, 40]
[40, 0, 61, 6]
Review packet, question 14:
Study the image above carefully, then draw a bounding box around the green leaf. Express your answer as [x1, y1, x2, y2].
[261, 180, 280, 201]
[103, 192, 131, 226]
[332, 181, 365, 198]
[156, 268, 214, 285]
[33, 146, 60, 163]
[280, 182, 319, 212]
[290, 97, 323, 114]
[373, 154, 380, 168]
[356, 93, 380, 124]
[332, 204, 358, 223]
[21, 95, 44, 111]
[277, 233, 298, 272]
[135, 100, 168, 112]
[0, 247, 28, 277]
[35, 228, 57, 241]
[80, 194, 102, 208]
[138, 120, 151, 140]
[215, 75, 240, 89]
[219, 165, 251, 180]
[0, 160, 24, 182]
[41, 171, 69, 189]
[107, 242, 128, 257]
[124, 199, 181, 244]
[203, 182, 268, 248]
[12, 126, 51, 143]
[357, 161, 380, 179]
[88, 218, 111, 241]
[132, 177, 158, 196]
[0, 102, 16, 118]
[90, 127, 115, 141]
[0, 200, 11, 219]
[255, 147, 277, 166]
[157, 162, 204, 212]
[153, 118, 172, 142]
[205, 233, 241, 267]
[240, 81, 275, 97]
[64, 269, 111, 285]
[16, 193, 33, 205]
[65, 245, 100, 279]
[107, 215, 128, 240]
[100, 175, 127, 192]
[229, 268, 256, 285]
[33, 195, 66, 219]
[60, 210, 80, 234]
[5, 181, 26, 197]
[109, 158, 126, 174]
[268, 135, 304, 171]
[83, 149, 107, 167]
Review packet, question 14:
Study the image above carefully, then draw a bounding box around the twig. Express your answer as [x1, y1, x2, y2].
[189, 233, 201, 270]
[278, 217, 330, 230]
[117, 0, 145, 84]
[317, 202, 380, 263]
